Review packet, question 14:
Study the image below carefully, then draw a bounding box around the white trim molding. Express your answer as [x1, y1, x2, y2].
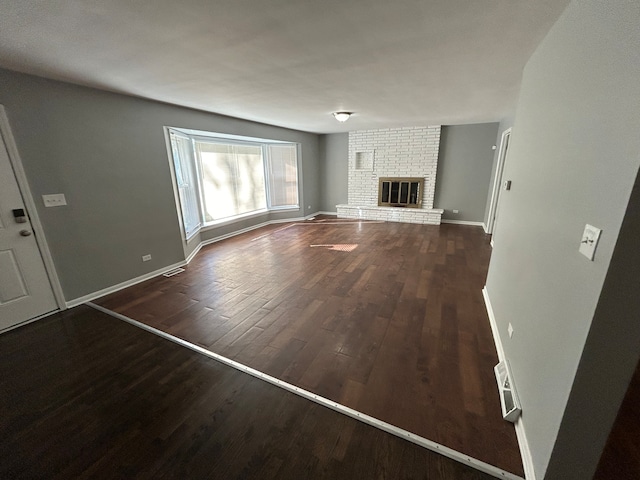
[0, 105, 66, 311]
[515, 420, 537, 480]
[486, 127, 512, 235]
[88, 302, 524, 480]
[66, 261, 186, 308]
[69, 213, 324, 306]
[482, 286, 536, 480]
[185, 241, 204, 265]
[186, 214, 314, 265]
[441, 219, 485, 227]
[482, 286, 505, 362]
[186, 221, 274, 264]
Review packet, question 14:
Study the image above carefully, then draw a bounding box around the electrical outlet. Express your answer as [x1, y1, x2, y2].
[42, 193, 67, 207]
[508, 323, 514, 338]
[142, 254, 152, 262]
[452, 209, 459, 214]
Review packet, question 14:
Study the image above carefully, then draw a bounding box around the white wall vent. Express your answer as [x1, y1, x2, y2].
[494, 360, 522, 422]
[162, 267, 185, 277]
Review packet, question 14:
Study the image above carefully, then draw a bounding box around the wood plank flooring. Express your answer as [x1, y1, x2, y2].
[95, 217, 524, 476]
[594, 358, 640, 479]
[0, 305, 496, 480]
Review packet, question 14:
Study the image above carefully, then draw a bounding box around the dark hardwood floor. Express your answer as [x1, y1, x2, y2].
[0, 305, 496, 480]
[95, 218, 524, 476]
[594, 358, 640, 479]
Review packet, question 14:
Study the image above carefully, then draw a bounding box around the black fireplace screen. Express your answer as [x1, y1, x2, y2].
[378, 177, 423, 208]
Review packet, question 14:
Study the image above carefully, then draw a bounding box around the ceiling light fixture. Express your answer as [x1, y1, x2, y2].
[332, 111, 352, 122]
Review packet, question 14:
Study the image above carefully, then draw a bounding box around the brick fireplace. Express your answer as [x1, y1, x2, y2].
[336, 126, 444, 224]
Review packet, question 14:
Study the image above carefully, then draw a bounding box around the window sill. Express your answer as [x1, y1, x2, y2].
[197, 206, 300, 233]
[201, 209, 269, 231]
[268, 205, 300, 213]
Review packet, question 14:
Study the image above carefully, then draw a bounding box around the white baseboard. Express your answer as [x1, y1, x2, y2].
[483, 223, 489, 233]
[66, 215, 485, 310]
[315, 210, 338, 216]
[68, 214, 324, 306]
[515, 420, 537, 480]
[185, 242, 204, 265]
[482, 286, 536, 480]
[482, 286, 505, 362]
[190, 220, 275, 263]
[441, 219, 485, 227]
[490, 239, 495, 248]
[190, 214, 314, 263]
[65, 260, 186, 308]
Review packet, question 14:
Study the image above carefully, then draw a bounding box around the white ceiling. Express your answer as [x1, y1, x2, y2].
[0, 0, 569, 134]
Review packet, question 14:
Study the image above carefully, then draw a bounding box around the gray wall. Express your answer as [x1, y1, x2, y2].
[0, 68, 320, 301]
[484, 1, 640, 478]
[434, 123, 498, 222]
[319, 133, 348, 212]
[546, 168, 640, 479]
[319, 128, 499, 218]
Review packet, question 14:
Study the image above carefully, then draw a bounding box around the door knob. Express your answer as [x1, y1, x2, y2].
[19, 230, 32, 237]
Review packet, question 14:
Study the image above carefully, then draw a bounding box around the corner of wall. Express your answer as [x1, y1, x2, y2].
[483, 285, 537, 480]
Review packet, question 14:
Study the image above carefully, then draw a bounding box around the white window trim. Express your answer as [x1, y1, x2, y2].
[202, 208, 269, 229]
[164, 128, 199, 242]
[165, 127, 301, 240]
[199, 206, 299, 232]
[262, 142, 300, 211]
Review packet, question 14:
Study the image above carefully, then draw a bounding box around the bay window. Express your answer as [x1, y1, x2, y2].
[167, 128, 300, 239]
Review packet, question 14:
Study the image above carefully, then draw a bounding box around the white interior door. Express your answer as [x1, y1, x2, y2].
[0, 130, 57, 331]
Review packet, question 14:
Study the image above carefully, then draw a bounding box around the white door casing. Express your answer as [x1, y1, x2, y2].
[486, 128, 512, 236]
[0, 109, 60, 331]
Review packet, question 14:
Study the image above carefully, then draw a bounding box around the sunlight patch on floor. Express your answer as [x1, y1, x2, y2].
[309, 244, 358, 252]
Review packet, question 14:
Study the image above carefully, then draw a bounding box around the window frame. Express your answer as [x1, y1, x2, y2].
[167, 130, 203, 241]
[165, 127, 301, 240]
[192, 135, 269, 224]
[263, 143, 300, 211]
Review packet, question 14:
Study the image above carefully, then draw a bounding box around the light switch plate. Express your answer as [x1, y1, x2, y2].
[43, 193, 67, 207]
[508, 323, 514, 338]
[579, 224, 602, 261]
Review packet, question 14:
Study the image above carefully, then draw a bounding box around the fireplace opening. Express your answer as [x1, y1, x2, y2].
[378, 177, 424, 208]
